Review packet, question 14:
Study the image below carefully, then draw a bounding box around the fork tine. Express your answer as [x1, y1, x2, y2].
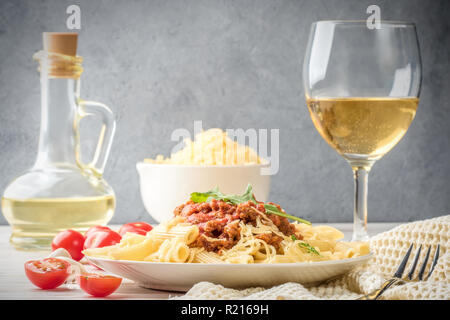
[425, 244, 440, 280]
[417, 246, 431, 280]
[407, 244, 422, 280]
[394, 243, 414, 278]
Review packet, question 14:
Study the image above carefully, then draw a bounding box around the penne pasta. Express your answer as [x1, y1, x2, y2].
[144, 238, 191, 263]
[147, 220, 199, 245]
[310, 225, 345, 241]
[225, 254, 254, 264]
[193, 250, 224, 264]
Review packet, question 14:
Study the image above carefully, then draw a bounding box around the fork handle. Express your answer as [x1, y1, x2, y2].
[357, 278, 402, 300]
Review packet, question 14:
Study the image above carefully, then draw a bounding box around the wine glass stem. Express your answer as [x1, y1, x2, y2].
[352, 167, 370, 241]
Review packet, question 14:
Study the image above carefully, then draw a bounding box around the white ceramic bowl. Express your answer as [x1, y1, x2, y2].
[136, 162, 271, 223]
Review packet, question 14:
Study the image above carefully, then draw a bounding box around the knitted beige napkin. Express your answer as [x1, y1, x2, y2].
[174, 215, 449, 300]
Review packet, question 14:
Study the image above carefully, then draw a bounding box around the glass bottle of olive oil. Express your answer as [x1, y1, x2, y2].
[2, 33, 116, 250]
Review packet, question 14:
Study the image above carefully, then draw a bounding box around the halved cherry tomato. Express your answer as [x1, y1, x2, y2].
[118, 222, 153, 236]
[24, 258, 71, 289]
[51, 229, 85, 261]
[77, 273, 122, 297]
[85, 225, 112, 238]
[83, 229, 121, 250]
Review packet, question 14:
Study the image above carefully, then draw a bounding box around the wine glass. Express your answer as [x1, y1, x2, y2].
[303, 21, 421, 241]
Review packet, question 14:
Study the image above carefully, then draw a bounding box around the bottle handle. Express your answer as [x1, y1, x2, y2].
[76, 99, 116, 177]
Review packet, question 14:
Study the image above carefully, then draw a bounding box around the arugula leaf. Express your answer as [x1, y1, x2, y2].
[191, 185, 254, 205]
[191, 184, 255, 205]
[190, 186, 222, 203]
[190, 184, 311, 225]
[291, 235, 321, 256]
[264, 204, 311, 225]
[298, 242, 321, 256]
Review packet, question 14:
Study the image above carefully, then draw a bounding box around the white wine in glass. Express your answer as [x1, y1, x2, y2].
[303, 21, 422, 240]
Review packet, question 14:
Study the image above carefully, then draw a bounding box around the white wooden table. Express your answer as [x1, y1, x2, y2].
[0, 223, 399, 300]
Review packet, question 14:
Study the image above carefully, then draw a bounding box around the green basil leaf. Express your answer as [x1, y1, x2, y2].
[264, 204, 311, 225]
[291, 235, 320, 255]
[298, 242, 321, 256]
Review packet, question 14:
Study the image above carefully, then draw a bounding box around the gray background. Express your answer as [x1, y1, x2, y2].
[0, 0, 449, 225]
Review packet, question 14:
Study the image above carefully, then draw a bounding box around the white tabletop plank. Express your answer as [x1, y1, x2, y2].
[0, 223, 399, 300]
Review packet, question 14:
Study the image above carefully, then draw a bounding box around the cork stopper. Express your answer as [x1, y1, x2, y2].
[43, 32, 78, 56]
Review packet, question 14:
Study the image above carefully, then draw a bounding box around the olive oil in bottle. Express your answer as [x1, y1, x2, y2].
[1, 33, 116, 250]
[2, 196, 115, 249]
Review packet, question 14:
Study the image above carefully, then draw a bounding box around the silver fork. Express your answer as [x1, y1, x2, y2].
[358, 243, 440, 300]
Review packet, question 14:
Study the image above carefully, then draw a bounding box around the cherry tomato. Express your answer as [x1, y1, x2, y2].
[118, 222, 153, 236]
[51, 229, 85, 261]
[83, 229, 121, 250]
[24, 258, 71, 289]
[77, 273, 122, 297]
[85, 225, 111, 238]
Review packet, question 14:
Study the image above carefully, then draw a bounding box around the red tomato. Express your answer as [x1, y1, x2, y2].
[77, 273, 122, 297]
[83, 229, 121, 250]
[85, 225, 111, 238]
[24, 258, 71, 289]
[118, 222, 153, 236]
[51, 229, 85, 261]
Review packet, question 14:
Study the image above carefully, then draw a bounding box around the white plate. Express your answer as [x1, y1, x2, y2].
[86, 253, 372, 292]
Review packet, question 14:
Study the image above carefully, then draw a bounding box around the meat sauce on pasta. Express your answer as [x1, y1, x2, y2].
[174, 199, 302, 253]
